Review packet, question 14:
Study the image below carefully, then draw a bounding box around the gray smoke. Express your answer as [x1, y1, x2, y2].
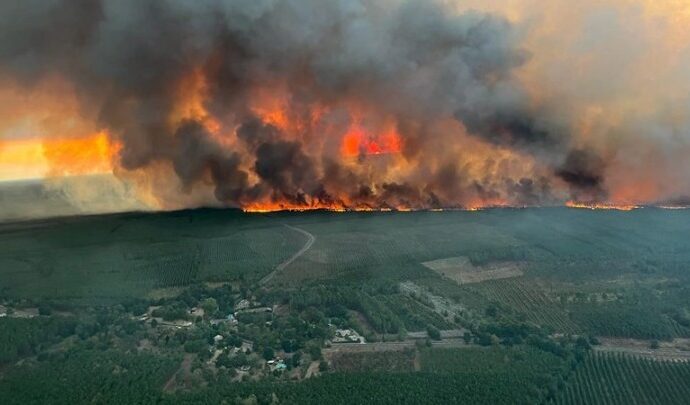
[0, 0, 596, 208]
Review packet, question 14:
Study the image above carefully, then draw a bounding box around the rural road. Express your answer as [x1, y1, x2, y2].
[259, 224, 315, 285]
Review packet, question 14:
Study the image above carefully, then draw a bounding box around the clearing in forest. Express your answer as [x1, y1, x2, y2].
[422, 256, 523, 285]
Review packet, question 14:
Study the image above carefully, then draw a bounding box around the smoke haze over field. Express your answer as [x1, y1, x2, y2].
[1, 0, 690, 214]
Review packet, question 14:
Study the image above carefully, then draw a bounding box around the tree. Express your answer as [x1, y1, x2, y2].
[281, 339, 294, 353]
[485, 305, 498, 318]
[263, 347, 275, 361]
[184, 340, 207, 354]
[427, 325, 441, 341]
[319, 360, 329, 372]
[307, 344, 322, 360]
[201, 298, 219, 318]
[650, 339, 660, 349]
[38, 305, 52, 316]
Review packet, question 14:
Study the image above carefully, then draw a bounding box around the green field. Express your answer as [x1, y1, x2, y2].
[0, 210, 304, 299]
[557, 352, 690, 405]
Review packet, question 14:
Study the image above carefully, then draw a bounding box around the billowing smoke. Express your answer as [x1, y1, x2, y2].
[1, 0, 689, 211]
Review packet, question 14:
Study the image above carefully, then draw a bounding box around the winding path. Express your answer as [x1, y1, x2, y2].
[259, 224, 315, 285]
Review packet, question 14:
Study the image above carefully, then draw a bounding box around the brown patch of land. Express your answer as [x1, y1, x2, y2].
[304, 361, 320, 379]
[162, 354, 194, 393]
[147, 287, 185, 300]
[422, 256, 523, 284]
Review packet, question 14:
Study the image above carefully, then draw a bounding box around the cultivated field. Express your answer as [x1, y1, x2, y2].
[422, 256, 524, 284]
[558, 352, 690, 405]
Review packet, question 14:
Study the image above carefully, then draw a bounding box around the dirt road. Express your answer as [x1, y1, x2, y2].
[259, 224, 315, 285]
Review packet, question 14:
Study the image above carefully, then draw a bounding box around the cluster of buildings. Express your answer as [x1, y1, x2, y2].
[332, 328, 366, 344]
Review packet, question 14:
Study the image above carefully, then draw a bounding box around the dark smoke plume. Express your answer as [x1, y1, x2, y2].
[0, 0, 605, 209]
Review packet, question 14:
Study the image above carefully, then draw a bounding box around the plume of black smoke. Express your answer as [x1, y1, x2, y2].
[0, 0, 600, 208]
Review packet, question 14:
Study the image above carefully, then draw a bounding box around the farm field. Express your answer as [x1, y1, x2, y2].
[557, 351, 690, 405]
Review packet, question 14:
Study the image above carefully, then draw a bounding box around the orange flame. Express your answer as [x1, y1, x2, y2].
[341, 122, 402, 157]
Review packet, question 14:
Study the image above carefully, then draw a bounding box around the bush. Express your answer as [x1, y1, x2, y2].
[427, 325, 441, 341]
[38, 305, 52, 316]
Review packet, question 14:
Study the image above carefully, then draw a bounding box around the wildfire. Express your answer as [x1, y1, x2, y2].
[242, 203, 509, 213]
[341, 122, 402, 157]
[565, 201, 640, 211]
[242, 201, 409, 213]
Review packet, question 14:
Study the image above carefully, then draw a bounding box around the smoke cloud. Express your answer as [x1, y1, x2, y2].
[1, 0, 689, 211]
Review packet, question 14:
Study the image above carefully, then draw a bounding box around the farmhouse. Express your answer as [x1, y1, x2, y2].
[333, 329, 366, 344]
[210, 313, 238, 326]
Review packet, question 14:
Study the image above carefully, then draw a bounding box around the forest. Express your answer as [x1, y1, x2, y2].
[1, 208, 690, 404]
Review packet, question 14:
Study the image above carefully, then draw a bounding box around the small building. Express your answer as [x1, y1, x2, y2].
[213, 335, 224, 344]
[227, 314, 238, 325]
[235, 306, 273, 315]
[268, 359, 287, 372]
[189, 307, 205, 318]
[235, 299, 251, 311]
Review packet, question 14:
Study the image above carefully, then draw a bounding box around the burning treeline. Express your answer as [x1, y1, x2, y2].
[1, 0, 690, 212]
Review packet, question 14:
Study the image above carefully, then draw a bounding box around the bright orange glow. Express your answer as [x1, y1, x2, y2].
[172, 68, 222, 136]
[341, 122, 402, 157]
[565, 201, 640, 211]
[242, 199, 405, 213]
[242, 200, 512, 213]
[0, 138, 49, 180]
[0, 132, 118, 181]
[248, 86, 316, 137]
[41, 132, 118, 177]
